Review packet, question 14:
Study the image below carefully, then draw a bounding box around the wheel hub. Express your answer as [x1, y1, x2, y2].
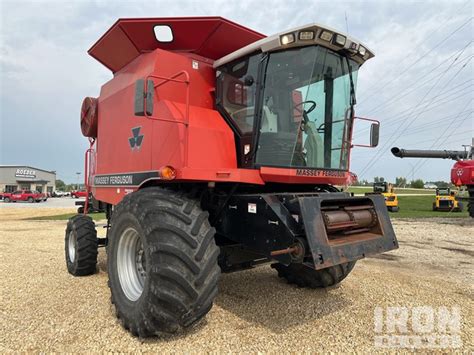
[117, 227, 146, 301]
[68, 231, 76, 262]
[136, 248, 146, 279]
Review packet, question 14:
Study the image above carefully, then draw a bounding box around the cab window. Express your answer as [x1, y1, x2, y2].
[218, 54, 259, 134]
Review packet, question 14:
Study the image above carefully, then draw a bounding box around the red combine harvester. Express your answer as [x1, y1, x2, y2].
[67, 17, 398, 337]
[392, 143, 474, 217]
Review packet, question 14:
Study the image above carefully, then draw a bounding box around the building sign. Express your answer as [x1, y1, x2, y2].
[15, 168, 36, 179]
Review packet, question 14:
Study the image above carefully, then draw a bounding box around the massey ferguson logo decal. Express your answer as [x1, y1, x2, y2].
[456, 168, 463, 176]
[129, 127, 144, 150]
[296, 168, 345, 177]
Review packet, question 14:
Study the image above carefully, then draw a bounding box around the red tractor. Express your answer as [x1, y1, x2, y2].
[391, 144, 474, 217]
[66, 17, 398, 337]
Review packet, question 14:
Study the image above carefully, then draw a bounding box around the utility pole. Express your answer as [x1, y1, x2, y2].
[76, 172, 81, 190]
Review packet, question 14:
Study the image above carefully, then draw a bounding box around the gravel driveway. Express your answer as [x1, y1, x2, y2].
[1, 208, 472, 352]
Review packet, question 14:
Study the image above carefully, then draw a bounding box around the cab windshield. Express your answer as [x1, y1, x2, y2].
[218, 45, 359, 170]
[255, 46, 359, 170]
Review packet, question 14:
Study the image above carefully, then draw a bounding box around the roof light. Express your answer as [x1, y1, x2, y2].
[350, 42, 359, 51]
[319, 30, 333, 42]
[334, 34, 346, 46]
[280, 33, 295, 45]
[299, 31, 315, 40]
[160, 166, 176, 180]
[359, 46, 367, 56]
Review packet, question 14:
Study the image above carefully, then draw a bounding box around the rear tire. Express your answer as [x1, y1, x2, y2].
[468, 186, 474, 218]
[28, 197, 34, 203]
[107, 187, 220, 337]
[271, 261, 356, 288]
[65, 215, 98, 276]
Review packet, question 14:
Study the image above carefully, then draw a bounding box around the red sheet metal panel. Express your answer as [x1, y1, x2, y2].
[89, 17, 265, 73]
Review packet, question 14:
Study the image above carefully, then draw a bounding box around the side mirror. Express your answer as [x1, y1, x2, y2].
[134, 79, 154, 116]
[370, 123, 379, 147]
[352, 116, 380, 148]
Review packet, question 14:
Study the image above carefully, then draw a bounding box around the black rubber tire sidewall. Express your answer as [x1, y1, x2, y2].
[106, 187, 221, 337]
[107, 211, 152, 322]
[65, 215, 98, 276]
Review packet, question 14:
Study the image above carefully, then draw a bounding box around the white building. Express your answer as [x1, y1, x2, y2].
[0, 165, 56, 194]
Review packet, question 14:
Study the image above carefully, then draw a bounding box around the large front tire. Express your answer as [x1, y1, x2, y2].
[271, 261, 356, 288]
[107, 187, 220, 337]
[65, 214, 98, 276]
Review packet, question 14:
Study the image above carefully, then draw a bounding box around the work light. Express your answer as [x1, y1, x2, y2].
[280, 33, 295, 45]
[299, 31, 315, 40]
[319, 30, 333, 42]
[334, 34, 346, 46]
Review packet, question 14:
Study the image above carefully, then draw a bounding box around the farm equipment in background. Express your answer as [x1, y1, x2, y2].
[70, 190, 88, 198]
[365, 182, 399, 212]
[432, 188, 463, 212]
[65, 17, 399, 337]
[391, 143, 474, 217]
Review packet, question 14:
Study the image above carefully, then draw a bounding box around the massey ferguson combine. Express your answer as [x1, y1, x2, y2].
[67, 17, 398, 337]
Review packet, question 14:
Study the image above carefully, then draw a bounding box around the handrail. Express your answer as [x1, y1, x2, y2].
[83, 138, 95, 214]
[145, 70, 191, 125]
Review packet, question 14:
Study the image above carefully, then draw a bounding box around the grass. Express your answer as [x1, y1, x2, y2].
[27, 195, 469, 221]
[390, 195, 469, 218]
[27, 212, 106, 221]
[346, 186, 435, 195]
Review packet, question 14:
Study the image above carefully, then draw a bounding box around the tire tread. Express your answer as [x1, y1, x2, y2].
[108, 187, 220, 337]
[271, 261, 356, 289]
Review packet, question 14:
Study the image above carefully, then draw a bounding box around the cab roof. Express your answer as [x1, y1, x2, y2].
[88, 17, 266, 73]
[214, 23, 375, 68]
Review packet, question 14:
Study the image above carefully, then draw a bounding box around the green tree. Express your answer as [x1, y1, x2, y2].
[434, 181, 451, 188]
[395, 176, 407, 187]
[65, 184, 76, 192]
[56, 179, 66, 190]
[410, 179, 424, 189]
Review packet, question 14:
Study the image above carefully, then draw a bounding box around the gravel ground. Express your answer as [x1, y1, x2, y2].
[1, 208, 472, 352]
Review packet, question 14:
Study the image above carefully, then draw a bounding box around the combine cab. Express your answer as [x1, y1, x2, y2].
[365, 182, 399, 212]
[433, 188, 463, 212]
[65, 17, 398, 337]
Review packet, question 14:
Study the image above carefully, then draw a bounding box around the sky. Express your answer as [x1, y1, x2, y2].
[0, 0, 472, 184]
